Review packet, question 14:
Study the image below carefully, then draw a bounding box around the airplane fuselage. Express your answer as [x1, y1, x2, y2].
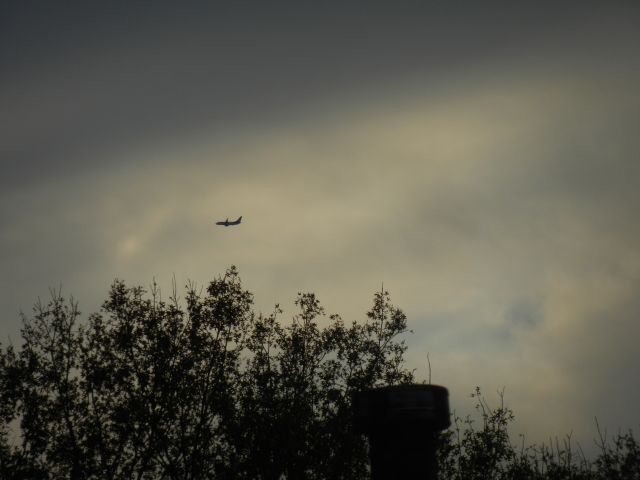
[216, 216, 242, 227]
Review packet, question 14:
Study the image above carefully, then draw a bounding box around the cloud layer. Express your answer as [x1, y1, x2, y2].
[2, 1, 640, 454]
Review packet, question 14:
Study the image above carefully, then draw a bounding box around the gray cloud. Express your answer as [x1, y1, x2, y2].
[1, 1, 625, 190]
[505, 297, 544, 329]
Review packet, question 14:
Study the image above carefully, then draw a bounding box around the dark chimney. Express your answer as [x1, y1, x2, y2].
[353, 384, 450, 480]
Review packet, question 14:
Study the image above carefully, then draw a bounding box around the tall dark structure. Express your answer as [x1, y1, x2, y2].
[353, 384, 450, 480]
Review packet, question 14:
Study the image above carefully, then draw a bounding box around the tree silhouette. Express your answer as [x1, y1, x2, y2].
[0, 267, 413, 479]
[3, 268, 639, 479]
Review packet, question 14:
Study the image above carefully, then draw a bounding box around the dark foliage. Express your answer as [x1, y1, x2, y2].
[0, 267, 412, 479]
[436, 387, 640, 480]
[1, 267, 638, 479]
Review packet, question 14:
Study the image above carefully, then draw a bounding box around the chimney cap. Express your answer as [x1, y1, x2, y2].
[353, 384, 450, 433]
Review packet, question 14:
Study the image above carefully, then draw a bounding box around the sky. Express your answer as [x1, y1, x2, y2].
[2, 1, 640, 455]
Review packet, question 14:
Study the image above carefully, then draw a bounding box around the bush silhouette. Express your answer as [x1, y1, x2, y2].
[436, 387, 640, 480]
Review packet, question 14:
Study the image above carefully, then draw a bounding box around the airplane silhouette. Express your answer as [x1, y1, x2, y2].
[216, 216, 242, 227]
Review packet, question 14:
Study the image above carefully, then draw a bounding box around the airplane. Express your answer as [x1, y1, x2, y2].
[216, 216, 242, 227]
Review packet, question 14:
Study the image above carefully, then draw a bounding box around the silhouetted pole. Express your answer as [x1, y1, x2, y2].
[353, 384, 450, 480]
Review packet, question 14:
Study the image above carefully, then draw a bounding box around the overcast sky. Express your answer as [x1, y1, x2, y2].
[2, 1, 639, 454]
